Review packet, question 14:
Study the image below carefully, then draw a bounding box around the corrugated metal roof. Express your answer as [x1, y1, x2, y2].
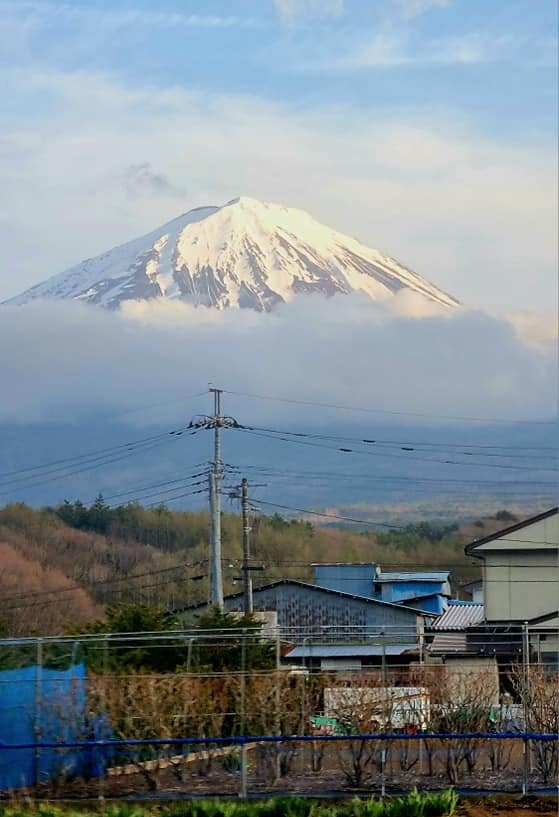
[286, 643, 418, 659]
[429, 601, 484, 631]
[179, 579, 433, 616]
[376, 572, 450, 583]
[429, 632, 472, 654]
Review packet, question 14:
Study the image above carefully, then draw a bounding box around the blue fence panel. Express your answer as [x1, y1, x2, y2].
[0, 662, 104, 791]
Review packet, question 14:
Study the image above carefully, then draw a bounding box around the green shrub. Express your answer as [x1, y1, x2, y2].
[0, 790, 458, 817]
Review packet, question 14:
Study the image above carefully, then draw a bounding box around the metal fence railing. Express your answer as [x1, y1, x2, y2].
[1, 732, 558, 799]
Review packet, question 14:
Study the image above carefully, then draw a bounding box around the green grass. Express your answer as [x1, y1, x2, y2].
[0, 790, 458, 817]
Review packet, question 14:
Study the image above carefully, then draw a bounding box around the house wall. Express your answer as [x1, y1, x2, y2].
[381, 580, 445, 604]
[483, 549, 559, 621]
[223, 583, 421, 633]
[474, 514, 558, 622]
[313, 564, 375, 598]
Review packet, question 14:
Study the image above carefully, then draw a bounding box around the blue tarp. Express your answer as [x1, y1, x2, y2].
[0, 662, 106, 791]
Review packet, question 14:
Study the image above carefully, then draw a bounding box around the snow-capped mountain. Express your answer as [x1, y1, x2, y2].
[6, 197, 459, 311]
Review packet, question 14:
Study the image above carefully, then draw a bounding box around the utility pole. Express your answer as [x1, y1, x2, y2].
[241, 478, 253, 615]
[209, 387, 224, 609]
[188, 389, 239, 611]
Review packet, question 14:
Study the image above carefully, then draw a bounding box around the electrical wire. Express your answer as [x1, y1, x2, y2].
[221, 387, 557, 425]
[247, 497, 559, 544]
[233, 427, 558, 472]
[223, 462, 556, 489]
[241, 425, 558, 461]
[0, 430, 202, 498]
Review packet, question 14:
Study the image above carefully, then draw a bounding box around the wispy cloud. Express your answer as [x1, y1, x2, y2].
[122, 163, 186, 200]
[273, 0, 345, 23]
[0, 68, 555, 312]
[294, 30, 516, 71]
[394, 0, 453, 19]
[0, 1, 258, 31]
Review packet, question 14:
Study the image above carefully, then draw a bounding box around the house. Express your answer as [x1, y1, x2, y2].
[461, 579, 483, 603]
[373, 570, 451, 615]
[424, 507, 559, 686]
[311, 563, 451, 615]
[465, 506, 558, 622]
[179, 577, 434, 671]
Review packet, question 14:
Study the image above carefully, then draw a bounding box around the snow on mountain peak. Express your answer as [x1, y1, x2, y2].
[5, 196, 459, 311]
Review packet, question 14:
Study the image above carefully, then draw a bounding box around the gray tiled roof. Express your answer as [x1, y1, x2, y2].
[429, 601, 485, 631]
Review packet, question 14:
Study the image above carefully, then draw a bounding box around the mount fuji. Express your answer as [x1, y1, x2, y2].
[6, 196, 459, 311]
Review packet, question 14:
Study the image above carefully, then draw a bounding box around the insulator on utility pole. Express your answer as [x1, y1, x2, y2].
[241, 477, 253, 615]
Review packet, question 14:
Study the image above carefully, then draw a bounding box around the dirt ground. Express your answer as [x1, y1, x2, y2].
[458, 795, 559, 816]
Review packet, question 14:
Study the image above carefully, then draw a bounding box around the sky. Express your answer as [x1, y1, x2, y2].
[0, 0, 557, 312]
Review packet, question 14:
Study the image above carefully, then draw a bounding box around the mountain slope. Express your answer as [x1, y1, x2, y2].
[6, 196, 459, 311]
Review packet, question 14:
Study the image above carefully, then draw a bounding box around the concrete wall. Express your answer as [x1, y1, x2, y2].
[443, 656, 500, 705]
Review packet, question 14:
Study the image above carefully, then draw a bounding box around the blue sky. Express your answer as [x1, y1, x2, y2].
[0, 0, 557, 310]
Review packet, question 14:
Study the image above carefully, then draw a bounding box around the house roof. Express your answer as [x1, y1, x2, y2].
[286, 643, 418, 659]
[398, 592, 450, 606]
[527, 610, 559, 626]
[462, 579, 482, 591]
[465, 507, 558, 557]
[376, 571, 450, 583]
[179, 579, 433, 617]
[429, 600, 485, 631]
[429, 632, 472, 655]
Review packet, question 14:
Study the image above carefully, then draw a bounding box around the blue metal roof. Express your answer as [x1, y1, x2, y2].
[377, 571, 450, 583]
[286, 644, 418, 659]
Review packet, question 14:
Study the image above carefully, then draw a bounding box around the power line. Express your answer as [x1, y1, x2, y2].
[247, 499, 413, 529]
[0, 430, 202, 498]
[0, 428, 185, 482]
[95, 470, 208, 502]
[247, 498, 559, 543]
[224, 462, 557, 488]
[233, 427, 558, 473]
[0, 389, 211, 481]
[222, 387, 556, 425]
[0, 558, 209, 604]
[241, 425, 558, 461]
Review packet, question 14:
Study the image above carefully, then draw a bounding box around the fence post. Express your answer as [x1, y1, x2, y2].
[380, 738, 386, 798]
[522, 737, 529, 796]
[381, 631, 387, 686]
[239, 629, 248, 799]
[522, 621, 532, 789]
[33, 638, 43, 788]
[275, 627, 281, 782]
[99, 635, 109, 801]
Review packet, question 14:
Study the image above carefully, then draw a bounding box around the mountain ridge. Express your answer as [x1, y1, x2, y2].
[6, 196, 459, 311]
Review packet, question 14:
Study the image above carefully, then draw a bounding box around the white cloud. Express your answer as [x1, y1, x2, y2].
[121, 162, 186, 199]
[273, 0, 345, 22]
[503, 311, 559, 353]
[0, 297, 555, 426]
[294, 30, 516, 70]
[394, 0, 452, 19]
[0, 68, 555, 313]
[0, 1, 254, 30]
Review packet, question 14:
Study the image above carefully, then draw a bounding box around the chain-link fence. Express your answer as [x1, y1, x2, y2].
[0, 627, 557, 799]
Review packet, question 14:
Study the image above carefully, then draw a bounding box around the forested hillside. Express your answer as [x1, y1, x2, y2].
[0, 498, 515, 636]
